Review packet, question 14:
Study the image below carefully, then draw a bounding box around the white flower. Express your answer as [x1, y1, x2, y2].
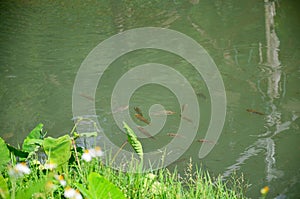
[64, 187, 83, 199]
[8, 162, 31, 178]
[64, 187, 76, 198]
[93, 146, 104, 157]
[55, 174, 67, 186]
[81, 149, 92, 162]
[74, 190, 83, 199]
[15, 162, 31, 174]
[81, 146, 103, 162]
[89, 146, 104, 158]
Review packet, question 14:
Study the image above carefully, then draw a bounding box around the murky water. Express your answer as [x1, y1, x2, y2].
[1, 0, 299, 198]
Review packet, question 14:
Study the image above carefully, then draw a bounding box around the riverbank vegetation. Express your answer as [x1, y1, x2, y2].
[0, 123, 249, 199]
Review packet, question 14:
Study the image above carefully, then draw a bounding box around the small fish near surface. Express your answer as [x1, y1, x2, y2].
[134, 107, 150, 124]
[167, 133, 185, 138]
[134, 107, 143, 116]
[181, 104, 188, 112]
[181, 116, 193, 123]
[197, 139, 215, 144]
[112, 105, 129, 114]
[79, 93, 95, 102]
[135, 114, 150, 125]
[246, 109, 265, 115]
[180, 104, 193, 123]
[137, 126, 156, 140]
[196, 92, 207, 100]
[150, 110, 176, 116]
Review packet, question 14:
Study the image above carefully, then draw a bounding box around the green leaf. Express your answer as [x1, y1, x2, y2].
[43, 135, 72, 167]
[76, 172, 126, 199]
[123, 122, 143, 161]
[0, 137, 10, 172]
[22, 123, 44, 153]
[0, 173, 9, 199]
[23, 138, 44, 146]
[75, 183, 94, 199]
[6, 143, 29, 159]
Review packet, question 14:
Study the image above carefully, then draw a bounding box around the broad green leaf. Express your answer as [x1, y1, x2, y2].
[123, 122, 143, 161]
[0, 137, 10, 172]
[43, 135, 72, 167]
[6, 143, 29, 159]
[24, 138, 44, 146]
[76, 172, 126, 199]
[22, 123, 44, 153]
[0, 173, 9, 199]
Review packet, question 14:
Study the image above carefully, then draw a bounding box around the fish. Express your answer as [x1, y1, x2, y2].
[135, 114, 150, 124]
[150, 110, 176, 116]
[167, 133, 185, 138]
[246, 109, 265, 115]
[137, 126, 156, 140]
[197, 139, 214, 143]
[180, 104, 193, 123]
[79, 93, 95, 102]
[112, 105, 129, 114]
[196, 92, 207, 100]
[162, 110, 176, 115]
[182, 116, 193, 123]
[181, 104, 188, 112]
[134, 107, 143, 116]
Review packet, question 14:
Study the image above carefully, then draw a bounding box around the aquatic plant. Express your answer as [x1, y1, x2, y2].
[0, 123, 247, 199]
[76, 172, 125, 199]
[0, 123, 126, 199]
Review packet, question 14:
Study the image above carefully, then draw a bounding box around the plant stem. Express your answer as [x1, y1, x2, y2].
[11, 179, 16, 199]
[71, 137, 83, 174]
[111, 140, 128, 165]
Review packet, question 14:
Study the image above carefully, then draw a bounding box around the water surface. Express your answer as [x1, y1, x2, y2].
[1, 0, 299, 198]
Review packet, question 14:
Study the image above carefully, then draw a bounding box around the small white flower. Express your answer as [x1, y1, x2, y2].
[64, 187, 76, 198]
[74, 190, 83, 199]
[94, 146, 104, 157]
[82, 146, 103, 162]
[89, 148, 96, 158]
[55, 174, 67, 186]
[8, 167, 20, 177]
[15, 162, 31, 174]
[8, 162, 31, 178]
[64, 187, 83, 199]
[81, 149, 92, 162]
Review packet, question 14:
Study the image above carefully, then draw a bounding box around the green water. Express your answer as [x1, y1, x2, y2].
[1, 0, 300, 198]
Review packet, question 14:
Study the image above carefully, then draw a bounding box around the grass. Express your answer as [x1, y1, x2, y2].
[2, 158, 248, 199]
[0, 123, 249, 199]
